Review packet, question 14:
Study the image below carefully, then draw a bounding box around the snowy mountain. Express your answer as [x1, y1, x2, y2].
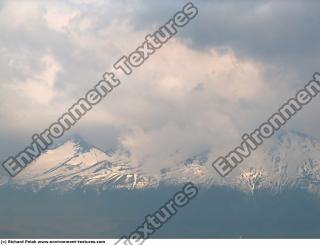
[235, 131, 320, 194]
[2, 135, 158, 192]
[1, 131, 320, 195]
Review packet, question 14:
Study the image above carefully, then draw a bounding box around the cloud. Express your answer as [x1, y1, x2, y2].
[44, 4, 79, 33]
[106, 39, 271, 174]
[8, 55, 63, 105]
[0, 0, 320, 175]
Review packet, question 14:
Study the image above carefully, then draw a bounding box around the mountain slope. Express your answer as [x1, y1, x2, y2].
[5, 136, 157, 192]
[1, 131, 320, 195]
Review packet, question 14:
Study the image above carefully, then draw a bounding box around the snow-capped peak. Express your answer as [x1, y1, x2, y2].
[1, 131, 320, 195]
[4, 135, 156, 192]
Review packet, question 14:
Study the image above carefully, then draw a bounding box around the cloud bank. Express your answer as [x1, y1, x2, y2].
[1, 0, 320, 175]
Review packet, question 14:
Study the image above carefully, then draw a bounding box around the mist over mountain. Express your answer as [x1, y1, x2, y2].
[2, 130, 320, 195]
[0, 130, 320, 238]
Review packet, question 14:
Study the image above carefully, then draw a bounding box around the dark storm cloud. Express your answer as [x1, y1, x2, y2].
[130, 0, 320, 80]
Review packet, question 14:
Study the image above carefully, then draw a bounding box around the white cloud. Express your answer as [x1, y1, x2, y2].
[9, 55, 62, 105]
[101, 40, 272, 174]
[0, 0, 319, 175]
[44, 4, 79, 32]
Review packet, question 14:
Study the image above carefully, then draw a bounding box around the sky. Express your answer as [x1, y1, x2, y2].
[1, 0, 320, 174]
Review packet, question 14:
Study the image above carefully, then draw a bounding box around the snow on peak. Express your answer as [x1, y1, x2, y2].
[1, 130, 320, 195]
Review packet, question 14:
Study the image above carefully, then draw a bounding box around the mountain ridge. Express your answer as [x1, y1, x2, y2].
[1, 130, 320, 195]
